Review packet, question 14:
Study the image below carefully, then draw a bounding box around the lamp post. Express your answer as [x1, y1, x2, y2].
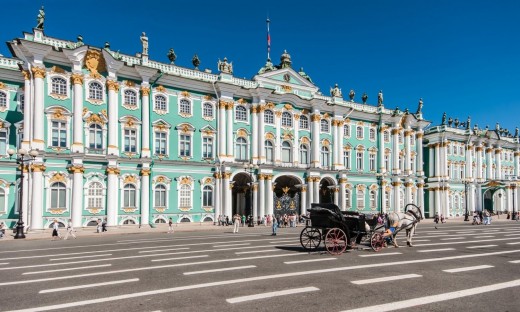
[7, 148, 38, 239]
[463, 179, 470, 221]
[243, 163, 258, 221]
[512, 184, 517, 220]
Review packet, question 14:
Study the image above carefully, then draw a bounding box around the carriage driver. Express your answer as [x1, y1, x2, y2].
[382, 219, 399, 248]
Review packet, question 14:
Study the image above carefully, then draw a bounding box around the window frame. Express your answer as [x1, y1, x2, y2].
[235, 105, 248, 122]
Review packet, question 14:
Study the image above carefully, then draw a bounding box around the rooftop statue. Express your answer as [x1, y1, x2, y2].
[448, 117, 453, 127]
[167, 48, 176, 64]
[441, 112, 447, 125]
[466, 116, 471, 130]
[104, 42, 111, 51]
[362, 92, 368, 104]
[330, 83, 342, 97]
[140, 32, 149, 56]
[377, 90, 383, 106]
[496, 122, 500, 131]
[280, 50, 292, 68]
[515, 127, 519, 137]
[454, 118, 459, 128]
[76, 35, 84, 46]
[258, 58, 276, 74]
[404, 108, 409, 114]
[392, 107, 400, 116]
[298, 67, 313, 83]
[416, 98, 423, 114]
[218, 57, 233, 74]
[349, 89, 355, 102]
[36, 6, 45, 30]
[192, 54, 200, 70]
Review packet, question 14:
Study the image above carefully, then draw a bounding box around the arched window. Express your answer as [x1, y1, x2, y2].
[345, 189, 352, 208]
[357, 189, 365, 208]
[264, 110, 274, 124]
[320, 120, 329, 133]
[155, 95, 167, 111]
[88, 124, 103, 150]
[299, 115, 309, 129]
[235, 106, 247, 121]
[300, 144, 309, 165]
[454, 194, 460, 210]
[281, 112, 292, 127]
[282, 141, 292, 163]
[369, 128, 376, 141]
[179, 99, 191, 115]
[87, 182, 103, 210]
[124, 90, 137, 107]
[50, 182, 66, 209]
[51, 77, 67, 95]
[179, 184, 191, 208]
[88, 82, 103, 100]
[265, 140, 274, 162]
[202, 185, 213, 207]
[344, 124, 350, 137]
[370, 190, 377, 209]
[203, 103, 214, 118]
[356, 126, 364, 139]
[155, 184, 167, 208]
[320, 146, 330, 167]
[235, 137, 248, 161]
[0, 92, 6, 108]
[123, 184, 136, 208]
[123, 219, 136, 225]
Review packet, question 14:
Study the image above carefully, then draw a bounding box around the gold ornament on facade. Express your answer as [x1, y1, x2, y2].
[300, 137, 309, 144]
[140, 169, 151, 176]
[155, 85, 166, 93]
[100, 109, 108, 118]
[50, 66, 66, 74]
[237, 129, 247, 137]
[369, 184, 378, 191]
[251, 105, 258, 114]
[140, 86, 150, 96]
[71, 73, 84, 85]
[31, 66, 46, 79]
[274, 111, 282, 118]
[203, 177, 213, 184]
[322, 140, 330, 146]
[49, 209, 66, 215]
[49, 173, 67, 183]
[416, 133, 424, 139]
[180, 91, 191, 98]
[123, 175, 137, 184]
[301, 186, 307, 192]
[237, 98, 248, 104]
[106, 80, 120, 92]
[0, 82, 5, 90]
[106, 167, 120, 175]
[311, 114, 321, 122]
[265, 102, 275, 109]
[204, 94, 213, 100]
[281, 85, 292, 92]
[21, 70, 31, 80]
[338, 178, 348, 183]
[495, 149, 502, 154]
[357, 184, 366, 191]
[284, 104, 293, 110]
[391, 128, 400, 135]
[293, 114, 300, 120]
[86, 113, 105, 125]
[391, 181, 401, 187]
[179, 177, 192, 185]
[344, 145, 352, 151]
[31, 164, 46, 172]
[84, 49, 106, 76]
[223, 172, 232, 179]
[282, 186, 290, 194]
[156, 176, 166, 183]
[404, 182, 414, 187]
[82, 108, 88, 116]
[226, 102, 235, 110]
[266, 174, 273, 180]
[68, 165, 85, 174]
[265, 133, 275, 140]
[52, 108, 67, 120]
[125, 118, 136, 128]
[124, 80, 135, 87]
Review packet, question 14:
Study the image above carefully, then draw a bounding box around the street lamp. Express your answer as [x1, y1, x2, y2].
[243, 163, 258, 222]
[7, 148, 38, 239]
[463, 179, 470, 221]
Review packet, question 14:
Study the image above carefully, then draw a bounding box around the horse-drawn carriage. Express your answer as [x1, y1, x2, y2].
[300, 203, 423, 255]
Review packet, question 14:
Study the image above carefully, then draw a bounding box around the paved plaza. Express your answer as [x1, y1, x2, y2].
[0, 220, 519, 312]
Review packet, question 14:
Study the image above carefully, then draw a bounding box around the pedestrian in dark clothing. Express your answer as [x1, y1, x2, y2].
[102, 218, 107, 232]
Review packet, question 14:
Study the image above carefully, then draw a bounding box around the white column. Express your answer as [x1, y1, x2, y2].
[339, 177, 346, 210]
[223, 172, 231, 217]
[379, 126, 385, 172]
[30, 164, 45, 230]
[307, 178, 314, 206]
[405, 181, 413, 206]
[218, 101, 227, 158]
[252, 183, 258, 221]
[381, 182, 387, 214]
[337, 121, 345, 170]
[226, 104, 234, 158]
[106, 168, 119, 226]
[21, 70, 31, 150]
[435, 144, 440, 177]
[313, 178, 320, 204]
[258, 103, 265, 163]
[258, 175, 265, 218]
[70, 166, 84, 228]
[266, 175, 273, 216]
[293, 115, 300, 165]
[404, 129, 411, 175]
[332, 120, 339, 169]
[333, 187, 339, 206]
[214, 173, 221, 223]
[515, 150, 520, 177]
[71, 74, 84, 153]
[393, 181, 401, 212]
[435, 188, 440, 216]
[466, 145, 473, 179]
[486, 147, 492, 180]
[140, 169, 150, 226]
[495, 149, 502, 180]
[416, 131, 424, 176]
[443, 186, 450, 217]
[417, 181, 425, 216]
[311, 111, 320, 168]
[251, 106, 258, 163]
[442, 142, 448, 178]
[477, 146, 483, 180]
[392, 128, 400, 175]
[31, 67, 45, 150]
[106, 80, 120, 156]
[300, 185, 307, 215]
[275, 112, 281, 164]
[141, 86, 151, 157]
[21, 169, 29, 229]
[429, 145, 434, 177]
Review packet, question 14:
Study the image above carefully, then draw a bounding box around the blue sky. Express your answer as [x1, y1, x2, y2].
[1, 0, 519, 131]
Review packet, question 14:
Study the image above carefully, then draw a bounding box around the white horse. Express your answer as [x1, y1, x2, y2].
[387, 204, 423, 247]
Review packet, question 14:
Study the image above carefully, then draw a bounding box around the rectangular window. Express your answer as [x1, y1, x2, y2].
[369, 154, 376, 171]
[356, 152, 363, 171]
[155, 132, 167, 155]
[202, 137, 213, 158]
[357, 191, 365, 208]
[51, 121, 67, 148]
[124, 129, 137, 153]
[180, 134, 191, 157]
[343, 150, 351, 169]
[0, 130, 7, 154]
[384, 154, 390, 171]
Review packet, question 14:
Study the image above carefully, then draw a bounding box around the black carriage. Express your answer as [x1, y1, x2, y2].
[300, 203, 386, 254]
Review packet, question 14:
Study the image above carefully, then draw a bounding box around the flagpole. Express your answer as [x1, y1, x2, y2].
[266, 17, 271, 60]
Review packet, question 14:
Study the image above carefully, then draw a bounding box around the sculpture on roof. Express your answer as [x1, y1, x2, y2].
[167, 48, 176, 64]
[218, 57, 233, 74]
[441, 112, 447, 125]
[192, 54, 200, 70]
[392, 107, 400, 116]
[140, 32, 149, 56]
[515, 127, 519, 138]
[496, 122, 500, 131]
[466, 116, 471, 130]
[330, 84, 342, 97]
[280, 50, 292, 68]
[416, 98, 423, 115]
[448, 117, 453, 127]
[36, 6, 45, 30]
[76, 35, 84, 47]
[454, 118, 460, 128]
[258, 58, 276, 74]
[362, 92, 368, 104]
[349, 90, 355, 102]
[104, 42, 111, 51]
[298, 67, 313, 83]
[377, 90, 384, 106]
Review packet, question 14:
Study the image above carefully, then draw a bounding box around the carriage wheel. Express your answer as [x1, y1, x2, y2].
[300, 227, 322, 251]
[325, 228, 348, 255]
[370, 233, 385, 252]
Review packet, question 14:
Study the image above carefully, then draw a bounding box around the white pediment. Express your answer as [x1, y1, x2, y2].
[254, 67, 318, 90]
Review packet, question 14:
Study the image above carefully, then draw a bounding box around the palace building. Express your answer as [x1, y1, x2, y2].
[0, 25, 518, 230]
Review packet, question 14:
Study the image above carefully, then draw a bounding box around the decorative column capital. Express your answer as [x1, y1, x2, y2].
[223, 172, 232, 179]
[415, 133, 424, 139]
[404, 182, 414, 187]
[68, 165, 85, 174]
[140, 86, 150, 96]
[140, 168, 151, 176]
[338, 178, 348, 183]
[301, 185, 307, 192]
[31, 66, 46, 79]
[311, 114, 321, 122]
[21, 70, 31, 80]
[485, 147, 494, 153]
[391, 128, 400, 135]
[266, 174, 273, 180]
[106, 80, 120, 92]
[213, 172, 222, 179]
[106, 167, 121, 175]
[30, 164, 47, 172]
[71, 73, 84, 85]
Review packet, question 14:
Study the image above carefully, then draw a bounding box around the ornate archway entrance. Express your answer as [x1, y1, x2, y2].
[232, 172, 253, 216]
[273, 175, 301, 216]
[319, 177, 335, 204]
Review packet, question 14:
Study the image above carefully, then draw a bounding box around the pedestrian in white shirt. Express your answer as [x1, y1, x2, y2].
[233, 214, 241, 233]
[64, 219, 76, 240]
[51, 220, 61, 240]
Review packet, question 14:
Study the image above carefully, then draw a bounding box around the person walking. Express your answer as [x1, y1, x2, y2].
[0, 222, 5, 239]
[233, 214, 241, 233]
[271, 214, 278, 236]
[102, 218, 108, 232]
[51, 220, 61, 240]
[167, 217, 174, 234]
[96, 219, 102, 233]
[64, 219, 76, 240]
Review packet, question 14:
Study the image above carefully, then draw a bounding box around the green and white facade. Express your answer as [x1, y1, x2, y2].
[0, 27, 518, 230]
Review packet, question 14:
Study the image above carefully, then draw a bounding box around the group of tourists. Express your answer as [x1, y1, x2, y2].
[218, 213, 303, 229]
